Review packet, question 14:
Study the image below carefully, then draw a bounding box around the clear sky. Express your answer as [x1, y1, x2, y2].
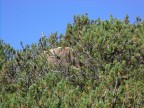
[0, 0, 144, 49]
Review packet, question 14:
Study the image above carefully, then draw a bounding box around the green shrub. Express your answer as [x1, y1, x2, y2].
[0, 14, 144, 108]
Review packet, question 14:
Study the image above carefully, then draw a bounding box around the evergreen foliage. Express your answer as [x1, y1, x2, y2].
[0, 14, 144, 108]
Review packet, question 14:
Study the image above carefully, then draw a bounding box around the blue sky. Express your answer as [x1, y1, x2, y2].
[1, 0, 144, 49]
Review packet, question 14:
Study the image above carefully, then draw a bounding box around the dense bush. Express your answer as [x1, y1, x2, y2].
[0, 14, 144, 108]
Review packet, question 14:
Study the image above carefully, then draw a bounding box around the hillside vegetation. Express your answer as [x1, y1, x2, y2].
[0, 14, 144, 108]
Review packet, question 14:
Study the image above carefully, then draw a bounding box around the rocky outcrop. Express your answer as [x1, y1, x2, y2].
[45, 47, 80, 69]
